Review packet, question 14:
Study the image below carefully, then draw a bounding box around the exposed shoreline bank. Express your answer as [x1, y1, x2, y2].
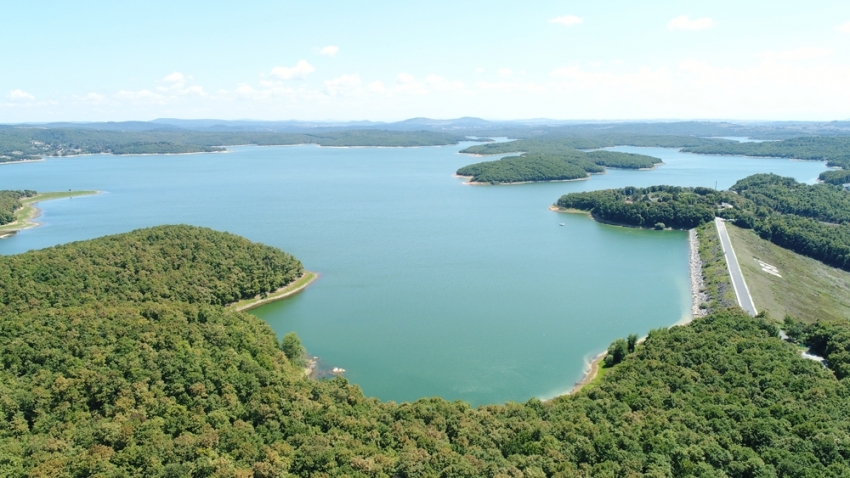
[457, 175, 590, 186]
[689, 228, 708, 321]
[562, 352, 607, 397]
[230, 271, 319, 312]
[0, 159, 45, 166]
[0, 190, 100, 234]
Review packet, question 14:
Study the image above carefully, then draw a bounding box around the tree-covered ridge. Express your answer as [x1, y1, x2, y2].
[0, 190, 36, 225]
[457, 151, 661, 184]
[731, 173, 850, 225]
[0, 225, 303, 314]
[457, 153, 595, 184]
[458, 134, 727, 156]
[819, 169, 850, 185]
[788, 319, 850, 379]
[0, 127, 485, 160]
[682, 136, 850, 167]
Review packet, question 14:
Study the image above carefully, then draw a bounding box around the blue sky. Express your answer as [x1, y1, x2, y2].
[3, 0, 850, 121]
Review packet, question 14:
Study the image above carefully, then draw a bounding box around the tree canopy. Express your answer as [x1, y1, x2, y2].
[0, 127, 485, 160]
[457, 151, 661, 184]
[0, 190, 36, 225]
[4, 225, 850, 475]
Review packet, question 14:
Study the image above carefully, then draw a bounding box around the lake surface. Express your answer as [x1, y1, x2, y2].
[0, 144, 828, 406]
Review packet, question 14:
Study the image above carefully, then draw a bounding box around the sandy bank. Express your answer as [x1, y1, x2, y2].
[0, 191, 101, 233]
[567, 351, 607, 396]
[0, 159, 45, 166]
[688, 228, 708, 321]
[458, 176, 591, 186]
[230, 272, 319, 312]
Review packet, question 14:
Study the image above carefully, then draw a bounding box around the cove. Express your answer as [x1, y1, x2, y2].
[0, 144, 828, 406]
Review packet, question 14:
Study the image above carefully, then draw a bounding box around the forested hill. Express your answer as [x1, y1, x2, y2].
[458, 134, 727, 156]
[0, 225, 303, 313]
[0, 127, 485, 161]
[457, 151, 661, 184]
[0, 190, 36, 225]
[556, 173, 850, 271]
[5, 225, 850, 475]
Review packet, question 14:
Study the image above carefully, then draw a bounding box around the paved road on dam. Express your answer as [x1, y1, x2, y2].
[715, 218, 758, 316]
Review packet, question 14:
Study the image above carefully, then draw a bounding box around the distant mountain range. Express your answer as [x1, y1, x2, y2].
[8, 117, 850, 137]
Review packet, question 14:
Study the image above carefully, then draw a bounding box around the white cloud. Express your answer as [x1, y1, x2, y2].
[8, 89, 35, 101]
[270, 60, 316, 80]
[236, 84, 257, 96]
[476, 81, 547, 94]
[325, 74, 361, 95]
[836, 21, 850, 33]
[425, 75, 464, 91]
[497, 68, 513, 77]
[668, 15, 715, 31]
[115, 89, 166, 103]
[394, 73, 428, 94]
[758, 47, 833, 61]
[549, 15, 583, 26]
[368, 81, 386, 93]
[163, 72, 185, 84]
[475, 67, 484, 73]
[183, 85, 206, 96]
[319, 45, 339, 56]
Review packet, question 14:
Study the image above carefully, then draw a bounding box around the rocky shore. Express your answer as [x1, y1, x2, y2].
[689, 228, 708, 319]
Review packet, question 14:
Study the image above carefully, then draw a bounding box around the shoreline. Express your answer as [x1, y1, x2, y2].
[549, 205, 695, 231]
[563, 351, 607, 397]
[457, 175, 591, 186]
[230, 271, 319, 312]
[0, 190, 101, 233]
[544, 217, 706, 399]
[0, 158, 45, 166]
[688, 228, 708, 321]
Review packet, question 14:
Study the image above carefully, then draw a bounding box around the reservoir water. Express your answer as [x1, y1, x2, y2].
[0, 144, 828, 406]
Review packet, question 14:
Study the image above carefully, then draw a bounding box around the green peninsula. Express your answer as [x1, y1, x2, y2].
[457, 151, 661, 184]
[4, 225, 850, 475]
[555, 173, 850, 272]
[0, 190, 99, 233]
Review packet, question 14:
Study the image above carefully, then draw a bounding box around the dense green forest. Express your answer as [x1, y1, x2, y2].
[458, 135, 727, 156]
[556, 185, 740, 229]
[730, 174, 850, 225]
[0, 190, 36, 225]
[0, 127, 483, 160]
[555, 173, 850, 271]
[682, 136, 850, 168]
[819, 169, 850, 185]
[458, 154, 595, 183]
[0, 225, 303, 313]
[457, 151, 661, 184]
[5, 225, 850, 476]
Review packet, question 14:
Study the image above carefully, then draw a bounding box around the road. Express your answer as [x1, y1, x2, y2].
[714, 218, 758, 316]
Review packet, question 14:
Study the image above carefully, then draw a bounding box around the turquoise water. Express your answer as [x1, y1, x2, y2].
[0, 144, 828, 406]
